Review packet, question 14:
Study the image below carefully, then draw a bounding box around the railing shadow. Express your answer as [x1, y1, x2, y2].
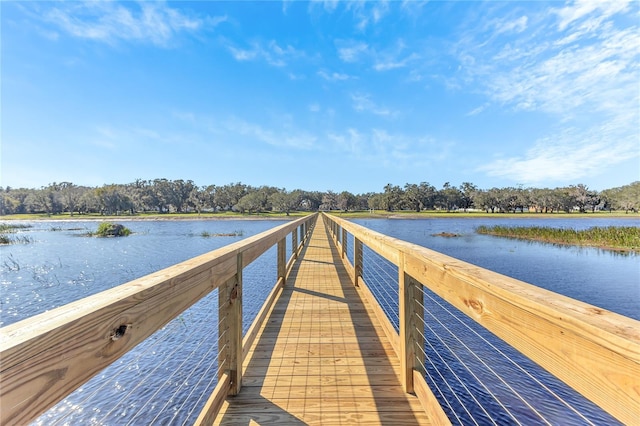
[216, 220, 425, 424]
[319, 223, 423, 425]
[215, 232, 311, 424]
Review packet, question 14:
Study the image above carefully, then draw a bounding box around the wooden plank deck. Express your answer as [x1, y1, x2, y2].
[214, 219, 431, 425]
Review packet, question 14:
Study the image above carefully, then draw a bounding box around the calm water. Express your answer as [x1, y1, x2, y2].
[1, 217, 638, 424]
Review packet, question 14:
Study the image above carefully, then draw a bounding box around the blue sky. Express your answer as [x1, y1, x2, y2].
[2, 1, 639, 193]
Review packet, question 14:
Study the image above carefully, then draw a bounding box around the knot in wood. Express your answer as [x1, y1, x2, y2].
[464, 298, 484, 315]
[110, 324, 131, 341]
[230, 285, 239, 302]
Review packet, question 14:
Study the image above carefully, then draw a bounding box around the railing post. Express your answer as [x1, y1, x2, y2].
[277, 237, 286, 283]
[292, 229, 298, 260]
[341, 228, 347, 259]
[354, 237, 363, 287]
[412, 280, 425, 377]
[219, 253, 243, 395]
[399, 252, 416, 393]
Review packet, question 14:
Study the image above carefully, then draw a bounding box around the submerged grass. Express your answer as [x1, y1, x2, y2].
[476, 225, 640, 252]
[0, 223, 34, 244]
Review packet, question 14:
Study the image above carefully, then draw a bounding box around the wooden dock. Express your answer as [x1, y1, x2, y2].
[214, 219, 431, 424]
[4, 212, 637, 425]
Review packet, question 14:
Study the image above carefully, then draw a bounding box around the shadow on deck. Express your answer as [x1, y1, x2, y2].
[215, 220, 430, 425]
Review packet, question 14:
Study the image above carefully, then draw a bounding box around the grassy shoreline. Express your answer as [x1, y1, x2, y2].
[1, 210, 638, 221]
[476, 225, 640, 252]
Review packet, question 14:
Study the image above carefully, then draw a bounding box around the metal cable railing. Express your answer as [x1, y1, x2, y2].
[35, 290, 224, 425]
[324, 215, 623, 425]
[361, 247, 399, 333]
[12, 215, 319, 426]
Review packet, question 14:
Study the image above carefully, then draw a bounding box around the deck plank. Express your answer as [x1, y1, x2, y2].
[214, 220, 431, 425]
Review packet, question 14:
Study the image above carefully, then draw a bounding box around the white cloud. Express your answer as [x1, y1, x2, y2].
[350, 0, 390, 31]
[495, 16, 528, 34]
[374, 52, 419, 71]
[317, 70, 352, 81]
[327, 127, 449, 168]
[336, 40, 369, 63]
[453, 1, 639, 185]
[225, 117, 317, 150]
[554, 0, 631, 31]
[42, 1, 224, 46]
[372, 40, 419, 71]
[225, 40, 304, 67]
[351, 93, 397, 117]
[466, 104, 489, 117]
[479, 121, 639, 185]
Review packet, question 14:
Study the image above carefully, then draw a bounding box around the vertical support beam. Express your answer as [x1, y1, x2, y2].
[341, 228, 347, 259]
[413, 280, 425, 376]
[399, 252, 415, 393]
[277, 237, 286, 283]
[292, 229, 298, 259]
[218, 277, 230, 382]
[353, 237, 363, 287]
[228, 253, 243, 395]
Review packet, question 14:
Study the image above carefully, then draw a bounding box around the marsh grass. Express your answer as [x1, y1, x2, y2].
[86, 223, 132, 237]
[476, 225, 640, 252]
[0, 223, 34, 244]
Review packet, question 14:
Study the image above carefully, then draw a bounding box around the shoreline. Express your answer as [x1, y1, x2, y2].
[1, 211, 638, 222]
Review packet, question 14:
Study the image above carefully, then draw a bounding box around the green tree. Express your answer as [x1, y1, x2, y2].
[382, 184, 404, 211]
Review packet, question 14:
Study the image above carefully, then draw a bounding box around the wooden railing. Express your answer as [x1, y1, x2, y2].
[323, 212, 640, 425]
[0, 213, 317, 426]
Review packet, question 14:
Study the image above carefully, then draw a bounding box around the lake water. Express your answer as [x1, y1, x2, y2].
[1, 216, 638, 425]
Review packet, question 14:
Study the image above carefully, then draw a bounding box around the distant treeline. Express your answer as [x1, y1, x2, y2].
[0, 179, 638, 216]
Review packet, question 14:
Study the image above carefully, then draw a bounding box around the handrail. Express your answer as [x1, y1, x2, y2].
[0, 213, 317, 426]
[322, 212, 640, 425]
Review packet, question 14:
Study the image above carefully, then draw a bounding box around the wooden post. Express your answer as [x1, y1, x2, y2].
[399, 253, 415, 393]
[218, 278, 231, 382]
[341, 228, 347, 259]
[277, 238, 286, 283]
[292, 229, 298, 259]
[354, 237, 363, 287]
[220, 253, 243, 395]
[412, 278, 425, 376]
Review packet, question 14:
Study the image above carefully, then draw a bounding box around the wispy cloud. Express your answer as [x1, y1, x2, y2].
[336, 40, 369, 63]
[42, 1, 224, 46]
[455, 0, 639, 184]
[226, 40, 304, 67]
[349, 0, 390, 31]
[336, 38, 418, 71]
[351, 93, 397, 117]
[224, 116, 317, 150]
[317, 70, 352, 81]
[479, 119, 639, 185]
[328, 128, 448, 167]
[372, 39, 419, 71]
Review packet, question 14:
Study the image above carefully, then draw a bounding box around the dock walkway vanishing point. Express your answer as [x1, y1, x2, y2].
[214, 219, 431, 424]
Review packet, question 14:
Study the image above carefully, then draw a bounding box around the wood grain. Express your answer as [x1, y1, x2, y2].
[325, 212, 640, 425]
[214, 219, 430, 425]
[0, 214, 317, 425]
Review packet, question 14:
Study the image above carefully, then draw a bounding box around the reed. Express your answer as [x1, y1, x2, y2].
[0, 223, 33, 244]
[476, 225, 640, 251]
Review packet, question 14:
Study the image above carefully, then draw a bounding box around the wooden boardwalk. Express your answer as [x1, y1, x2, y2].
[215, 219, 431, 425]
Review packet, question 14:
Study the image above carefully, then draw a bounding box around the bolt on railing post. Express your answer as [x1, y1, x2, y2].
[219, 252, 243, 395]
[399, 252, 416, 393]
[353, 237, 363, 287]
